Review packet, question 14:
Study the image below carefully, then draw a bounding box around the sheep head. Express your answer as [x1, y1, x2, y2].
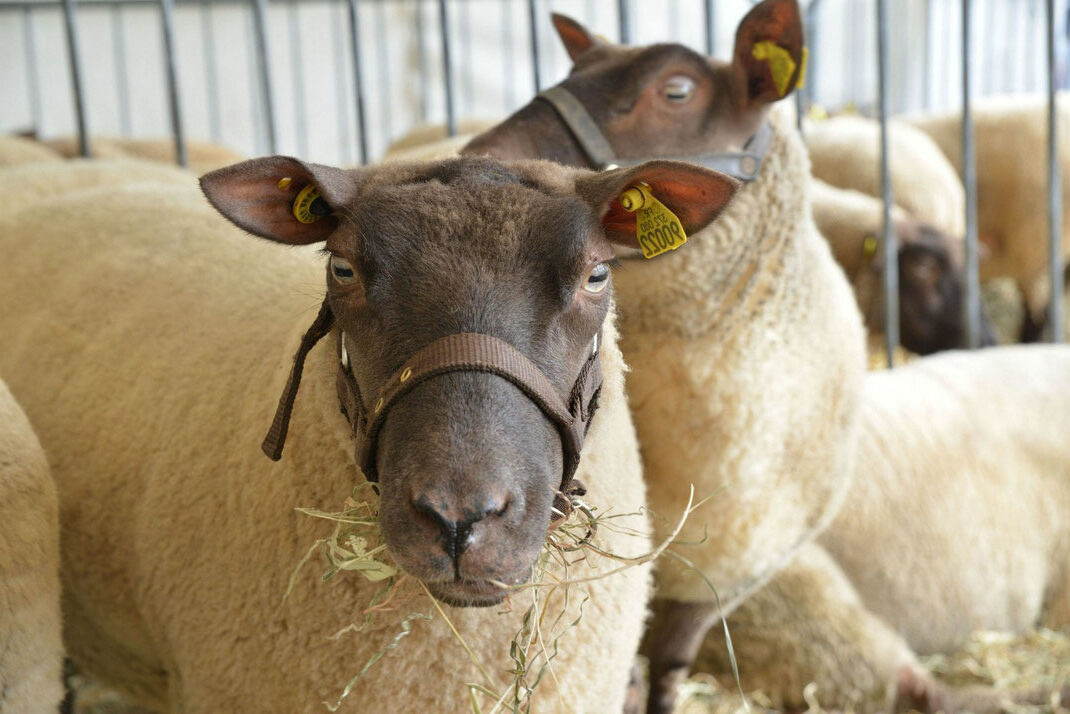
[464, 0, 804, 169]
[200, 156, 737, 606]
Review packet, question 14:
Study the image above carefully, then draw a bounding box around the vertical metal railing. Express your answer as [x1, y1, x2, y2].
[618, 0, 630, 44]
[110, 4, 132, 136]
[287, 0, 308, 158]
[876, 0, 899, 365]
[703, 0, 715, 56]
[61, 0, 90, 157]
[962, 0, 983, 348]
[502, 0, 516, 111]
[159, 0, 187, 167]
[1047, 0, 1064, 341]
[527, 0, 541, 92]
[438, 0, 456, 137]
[21, 7, 42, 134]
[250, 0, 277, 153]
[331, 0, 353, 165]
[200, 1, 222, 144]
[345, 0, 368, 162]
[375, 0, 392, 154]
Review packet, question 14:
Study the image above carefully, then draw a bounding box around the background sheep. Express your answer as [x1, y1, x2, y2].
[0, 158, 195, 207]
[698, 345, 1070, 712]
[904, 94, 1070, 336]
[0, 135, 63, 168]
[0, 376, 64, 714]
[0, 155, 735, 712]
[810, 179, 994, 353]
[37, 136, 244, 175]
[805, 114, 967, 239]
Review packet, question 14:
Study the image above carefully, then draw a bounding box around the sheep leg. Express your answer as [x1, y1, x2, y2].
[642, 598, 720, 714]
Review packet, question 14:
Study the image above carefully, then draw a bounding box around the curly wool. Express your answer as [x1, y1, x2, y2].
[0, 171, 650, 713]
[609, 106, 866, 609]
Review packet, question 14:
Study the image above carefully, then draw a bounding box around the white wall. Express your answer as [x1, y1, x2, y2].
[0, 0, 1065, 166]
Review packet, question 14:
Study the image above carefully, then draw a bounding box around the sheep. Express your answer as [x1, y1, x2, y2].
[903, 94, 1070, 337]
[0, 155, 739, 712]
[810, 179, 994, 354]
[382, 119, 496, 162]
[0, 157, 196, 207]
[804, 114, 967, 239]
[463, 3, 1070, 711]
[465, 3, 868, 708]
[40, 136, 244, 175]
[0, 135, 63, 167]
[699, 345, 1070, 712]
[0, 376, 64, 714]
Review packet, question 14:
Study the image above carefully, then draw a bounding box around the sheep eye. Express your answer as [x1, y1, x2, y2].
[662, 75, 695, 103]
[584, 264, 610, 294]
[330, 255, 357, 285]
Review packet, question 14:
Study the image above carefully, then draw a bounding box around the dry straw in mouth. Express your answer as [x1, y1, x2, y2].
[286, 483, 746, 713]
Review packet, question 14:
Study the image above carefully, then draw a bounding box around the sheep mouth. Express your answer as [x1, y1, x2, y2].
[425, 575, 527, 608]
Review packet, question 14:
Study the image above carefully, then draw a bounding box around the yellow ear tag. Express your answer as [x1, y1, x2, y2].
[752, 40, 798, 98]
[862, 235, 879, 261]
[292, 184, 323, 224]
[619, 184, 688, 259]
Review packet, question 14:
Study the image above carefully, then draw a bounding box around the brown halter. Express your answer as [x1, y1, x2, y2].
[259, 299, 603, 497]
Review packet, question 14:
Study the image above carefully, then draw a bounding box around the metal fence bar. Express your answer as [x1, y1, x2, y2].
[438, 0, 456, 136]
[110, 4, 132, 135]
[250, 0, 277, 153]
[21, 7, 42, 133]
[962, 0, 983, 347]
[159, 0, 187, 167]
[331, 0, 353, 164]
[415, 0, 430, 122]
[287, 0, 308, 158]
[703, 0, 715, 56]
[502, 0, 515, 111]
[617, 0, 629, 44]
[1047, 0, 1064, 341]
[375, 0, 392, 153]
[345, 0, 368, 161]
[876, 0, 899, 365]
[200, 1, 222, 143]
[458, 0, 472, 116]
[527, 0, 540, 92]
[61, 0, 90, 157]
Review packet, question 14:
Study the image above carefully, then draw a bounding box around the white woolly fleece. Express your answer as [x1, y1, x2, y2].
[0, 174, 651, 713]
[0, 377, 64, 714]
[609, 106, 867, 609]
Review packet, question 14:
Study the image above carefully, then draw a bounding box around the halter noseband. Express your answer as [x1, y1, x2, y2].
[260, 299, 603, 497]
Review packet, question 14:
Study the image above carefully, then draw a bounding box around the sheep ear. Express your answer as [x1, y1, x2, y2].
[200, 156, 359, 245]
[574, 161, 740, 249]
[551, 13, 604, 61]
[732, 0, 805, 105]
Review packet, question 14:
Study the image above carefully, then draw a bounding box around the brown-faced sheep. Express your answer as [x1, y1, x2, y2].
[0, 156, 738, 712]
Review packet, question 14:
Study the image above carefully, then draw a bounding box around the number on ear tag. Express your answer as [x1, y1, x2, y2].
[619, 184, 688, 259]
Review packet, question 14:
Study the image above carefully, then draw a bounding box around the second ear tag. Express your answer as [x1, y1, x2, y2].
[619, 184, 688, 259]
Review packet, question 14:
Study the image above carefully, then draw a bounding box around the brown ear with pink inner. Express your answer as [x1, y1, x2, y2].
[574, 161, 741, 248]
[551, 13, 604, 61]
[199, 156, 358, 245]
[733, 0, 805, 105]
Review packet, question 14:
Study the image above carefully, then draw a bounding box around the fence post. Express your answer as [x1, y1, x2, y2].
[159, 0, 187, 167]
[1047, 0, 1064, 341]
[61, 0, 90, 157]
[962, 0, 983, 348]
[877, 0, 899, 365]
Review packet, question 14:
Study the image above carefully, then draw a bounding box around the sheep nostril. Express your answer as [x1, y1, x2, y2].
[410, 492, 513, 561]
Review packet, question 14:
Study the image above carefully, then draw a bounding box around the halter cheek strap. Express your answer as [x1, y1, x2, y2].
[535, 85, 773, 182]
[260, 299, 603, 496]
